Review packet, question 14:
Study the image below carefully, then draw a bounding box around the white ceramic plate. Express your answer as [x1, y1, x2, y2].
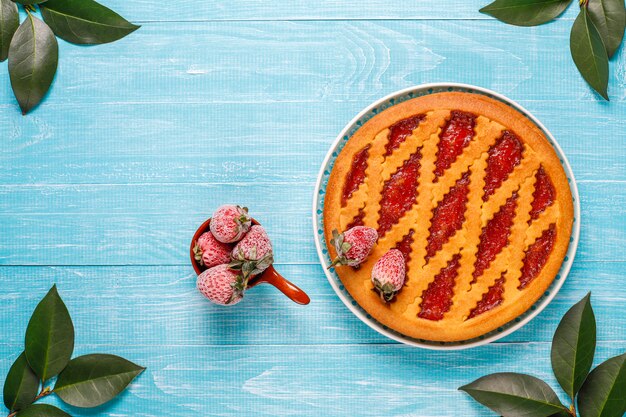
[313, 83, 581, 350]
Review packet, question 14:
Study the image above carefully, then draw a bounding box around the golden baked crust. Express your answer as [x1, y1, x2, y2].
[323, 92, 574, 342]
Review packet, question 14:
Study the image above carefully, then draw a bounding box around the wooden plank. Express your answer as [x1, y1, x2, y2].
[0, 21, 623, 110]
[1, 101, 625, 185]
[90, 0, 582, 22]
[0, 262, 623, 346]
[0, 181, 621, 265]
[0, 3, 622, 415]
[0, 342, 623, 416]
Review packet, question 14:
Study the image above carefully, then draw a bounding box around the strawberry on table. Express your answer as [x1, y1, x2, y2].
[193, 232, 233, 268]
[210, 205, 252, 243]
[371, 249, 406, 302]
[197, 264, 246, 305]
[329, 226, 378, 268]
[230, 225, 274, 278]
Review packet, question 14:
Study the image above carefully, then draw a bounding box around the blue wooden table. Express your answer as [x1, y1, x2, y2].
[1, 1, 625, 415]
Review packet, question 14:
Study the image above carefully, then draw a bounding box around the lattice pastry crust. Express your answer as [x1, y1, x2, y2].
[324, 92, 573, 342]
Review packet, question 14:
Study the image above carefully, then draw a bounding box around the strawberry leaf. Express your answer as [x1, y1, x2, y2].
[570, 6, 610, 99]
[480, 0, 573, 26]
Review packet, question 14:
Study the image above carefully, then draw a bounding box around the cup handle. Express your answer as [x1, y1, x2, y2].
[248, 266, 311, 305]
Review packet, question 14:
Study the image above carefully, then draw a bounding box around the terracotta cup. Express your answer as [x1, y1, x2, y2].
[190, 218, 310, 305]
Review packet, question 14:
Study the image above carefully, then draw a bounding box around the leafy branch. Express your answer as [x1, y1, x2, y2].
[3, 285, 145, 417]
[459, 293, 626, 417]
[480, 0, 625, 100]
[0, 0, 139, 114]
[7, 388, 52, 417]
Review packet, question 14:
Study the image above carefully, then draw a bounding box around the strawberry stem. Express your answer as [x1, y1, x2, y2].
[327, 258, 342, 269]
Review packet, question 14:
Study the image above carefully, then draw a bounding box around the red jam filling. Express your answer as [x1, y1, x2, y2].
[483, 131, 523, 201]
[529, 166, 556, 220]
[468, 273, 506, 319]
[519, 224, 557, 289]
[472, 193, 518, 281]
[346, 208, 365, 229]
[418, 254, 461, 321]
[434, 111, 476, 178]
[426, 172, 470, 260]
[341, 145, 371, 206]
[385, 115, 425, 157]
[394, 230, 415, 265]
[377, 151, 422, 237]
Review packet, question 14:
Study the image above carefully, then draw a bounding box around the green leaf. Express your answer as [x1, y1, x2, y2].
[578, 353, 626, 417]
[459, 373, 569, 417]
[16, 404, 71, 417]
[40, 0, 139, 45]
[54, 354, 145, 408]
[570, 7, 610, 100]
[24, 285, 74, 382]
[479, 0, 573, 26]
[552, 412, 576, 417]
[0, 0, 18, 61]
[13, 0, 48, 5]
[3, 353, 39, 412]
[587, 0, 626, 57]
[8, 14, 59, 115]
[551, 293, 596, 399]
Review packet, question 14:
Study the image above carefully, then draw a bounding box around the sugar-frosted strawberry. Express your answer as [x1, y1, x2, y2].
[230, 225, 274, 278]
[197, 264, 245, 305]
[193, 232, 232, 268]
[210, 205, 252, 243]
[329, 226, 378, 268]
[371, 249, 406, 302]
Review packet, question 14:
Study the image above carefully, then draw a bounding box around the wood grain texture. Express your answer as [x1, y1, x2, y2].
[0, 262, 623, 346]
[87, 0, 584, 21]
[0, 101, 625, 184]
[0, 21, 624, 109]
[0, 2, 625, 417]
[0, 182, 621, 265]
[0, 343, 624, 417]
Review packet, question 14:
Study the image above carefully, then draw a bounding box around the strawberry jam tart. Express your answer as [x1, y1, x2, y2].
[323, 92, 574, 342]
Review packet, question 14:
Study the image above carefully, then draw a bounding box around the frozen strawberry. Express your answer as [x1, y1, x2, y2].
[371, 249, 406, 302]
[193, 232, 232, 268]
[196, 264, 245, 305]
[329, 226, 378, 268]
[210, 205, 252, 243]
[230, 225, 274, 278]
